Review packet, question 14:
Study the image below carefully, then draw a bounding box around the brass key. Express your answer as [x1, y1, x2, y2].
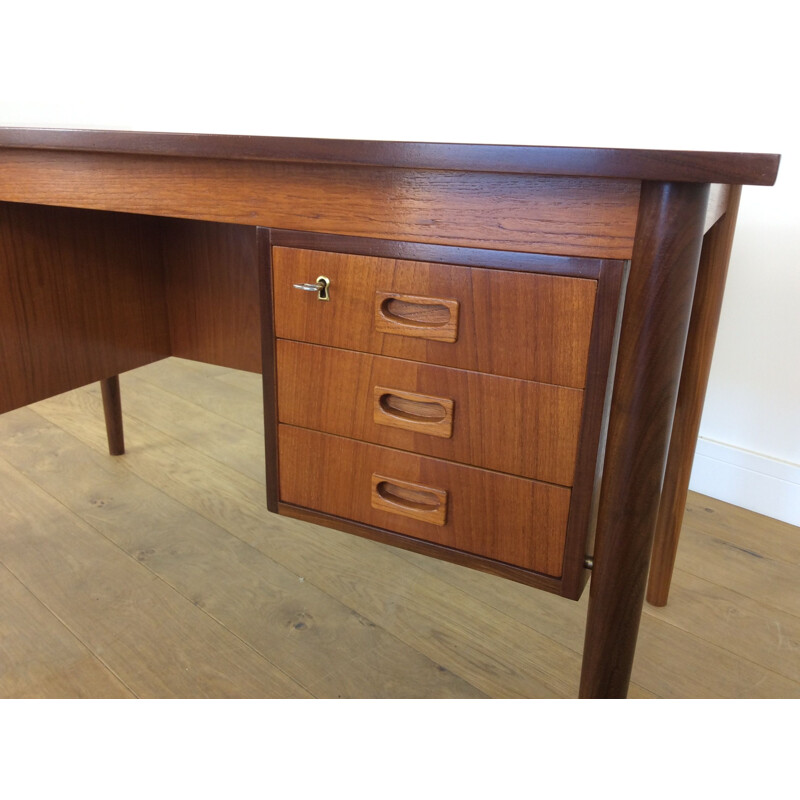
[292, 275, 330, 301]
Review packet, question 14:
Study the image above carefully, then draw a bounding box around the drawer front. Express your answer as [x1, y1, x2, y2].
[279, 425, 571, 577]
[272, 246, 597, 388]
[277, 339, 584, 486]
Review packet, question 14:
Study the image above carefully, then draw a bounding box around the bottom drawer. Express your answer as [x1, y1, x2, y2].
[278, 425, 572, 577]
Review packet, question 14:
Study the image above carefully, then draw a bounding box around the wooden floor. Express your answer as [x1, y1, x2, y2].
[0, 357, 798, 699]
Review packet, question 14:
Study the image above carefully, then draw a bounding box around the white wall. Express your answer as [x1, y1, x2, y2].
[2, 0, 797, 524]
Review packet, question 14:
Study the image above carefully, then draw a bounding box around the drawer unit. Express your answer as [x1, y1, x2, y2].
[272, 246, 598, 388]
[276, 339, 584, 485]
[279, 425, 572, 577]
[265, 233, 626, 598]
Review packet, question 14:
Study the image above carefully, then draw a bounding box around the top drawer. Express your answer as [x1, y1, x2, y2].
[272, 247, 597, 388]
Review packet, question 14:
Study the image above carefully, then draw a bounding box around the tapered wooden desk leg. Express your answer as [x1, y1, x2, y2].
[646, 186, 743, 606]
[579, 182, 710, 698]
[100, 375, 125, 456]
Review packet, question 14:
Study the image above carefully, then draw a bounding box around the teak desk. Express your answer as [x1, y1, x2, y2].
[0, 129, 780, 698]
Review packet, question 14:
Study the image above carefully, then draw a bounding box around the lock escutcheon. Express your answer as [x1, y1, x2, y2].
[292, 275, 330, 301]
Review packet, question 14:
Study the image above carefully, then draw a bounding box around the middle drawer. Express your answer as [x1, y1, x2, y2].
[276, 339, 584, 486]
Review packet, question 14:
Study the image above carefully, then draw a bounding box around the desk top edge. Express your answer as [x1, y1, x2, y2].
[0, 127, 781, 186]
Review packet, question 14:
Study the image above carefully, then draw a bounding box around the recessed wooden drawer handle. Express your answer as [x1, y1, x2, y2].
[374, 292, 459, 342]
[373, 386, 454, 438]
[371, 474, 448, 526]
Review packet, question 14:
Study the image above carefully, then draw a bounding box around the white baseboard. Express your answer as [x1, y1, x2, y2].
[689, 437, 800, 527]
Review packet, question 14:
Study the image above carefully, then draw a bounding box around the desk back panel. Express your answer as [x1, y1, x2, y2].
[162, 219, 261, 373]
[0, 202, 171, 413]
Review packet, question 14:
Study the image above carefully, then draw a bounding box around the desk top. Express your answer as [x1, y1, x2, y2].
[0, 127, 781, 186]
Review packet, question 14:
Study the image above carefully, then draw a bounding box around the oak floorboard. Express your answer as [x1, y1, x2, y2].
[667, 515, 800, 617]
[143, 354, 262, 392]
[3, 358, 798, 698]
[395, 549, 800, 698]
[127, 358, 264, 434]
[645, 570, 800, 684]
[0, 408, 483, 699]
[88, 372, 265, 483]
[678, 496, 800, 565]
[393, 489, 800, 696]
[213, 369, 265, 396]
[0, 454, 308, 699]
[28, 387, 578, 697]
[0, 563, 134, 698]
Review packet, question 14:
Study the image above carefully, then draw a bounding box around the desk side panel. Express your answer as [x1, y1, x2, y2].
[0, 150, 639, 259]
[0, 202, 171, 412]
[162, 219, 261, 373]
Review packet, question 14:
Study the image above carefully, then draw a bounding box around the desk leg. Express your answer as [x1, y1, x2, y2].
[646, 186, 743, 606]
[579, 181, 710, 698]
[100, 375, 125, 456]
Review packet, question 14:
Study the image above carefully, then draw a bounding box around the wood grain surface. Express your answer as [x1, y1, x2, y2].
[162, 219, 261, 373]
[371, 474, 449, 527]
[580, 181, 711, 698]
[374, 292, 461, 342]
[99, 375, 125, 455]
[276, 340, 584, 485]
[558, 258, 627, 596]
[647, 186, 744, 606]
[3, 358, 796, 698]
[0, 127, 785, 699]
[0, 202, 170, 413]
[0, 127, 781, 185]
[373, 385, 455, 439]
[0, 451, 310, 698]
[0, 562, 133, 698]
[0, 150, 640, 258]
[278, 424, 572, 577]
[265, 237, 625, 599]
[272, 247, 598, 387]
